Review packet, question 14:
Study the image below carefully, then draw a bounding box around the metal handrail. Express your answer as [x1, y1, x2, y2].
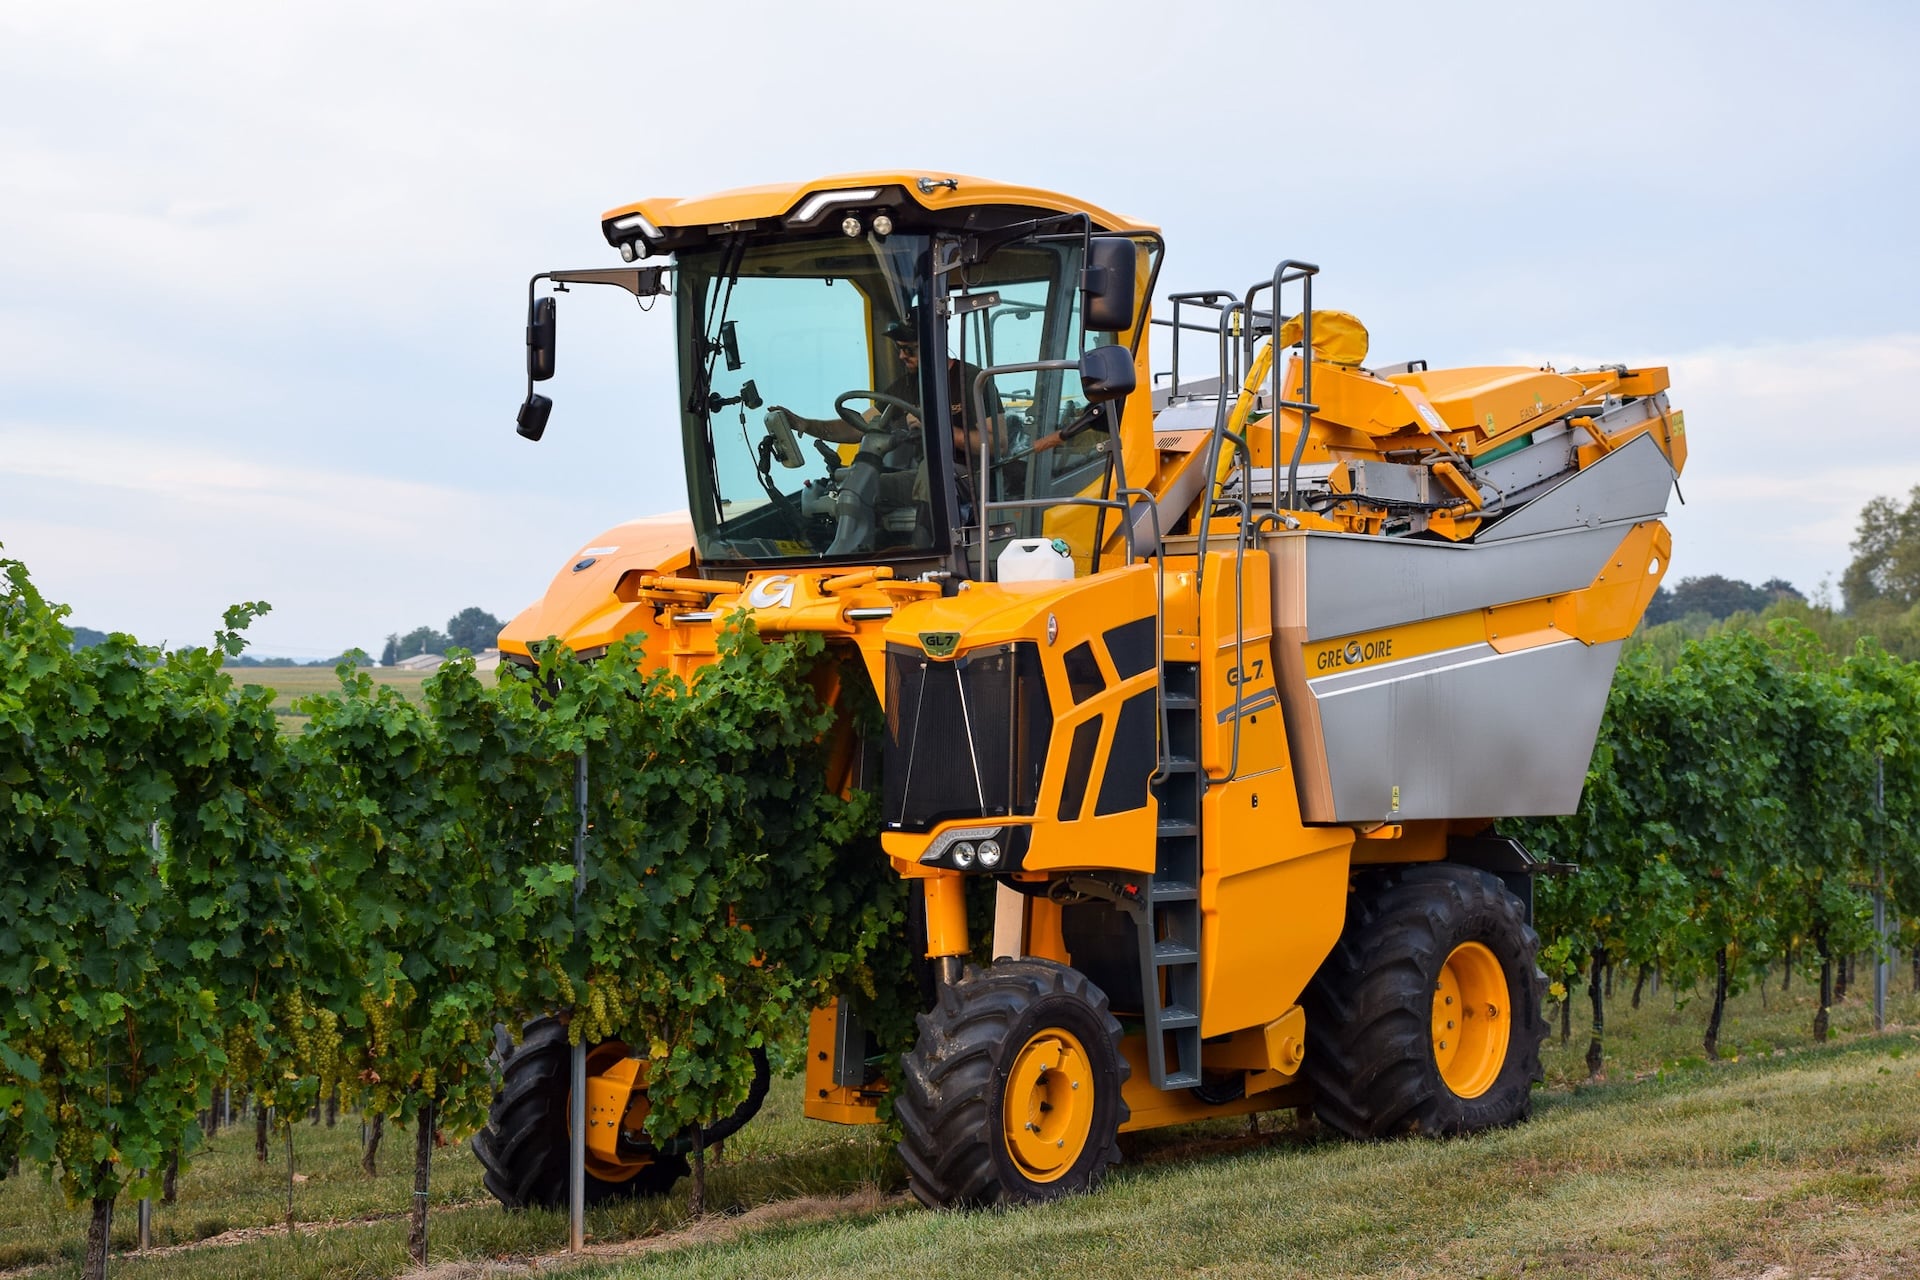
[1185, 300, 1261, 785]
[969, 366, 1175, 790]
[1242, 260, 1320, 513]
[968, 358, 1085, 581]
[1183, 260, 1320, 785]
[1162, 291, 1236, 404]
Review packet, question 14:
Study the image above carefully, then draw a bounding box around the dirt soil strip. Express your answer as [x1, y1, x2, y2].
[403, 1188, 899, 1280]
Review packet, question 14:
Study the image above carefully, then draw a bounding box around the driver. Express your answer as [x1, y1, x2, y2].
[764, 317, 1004, 545]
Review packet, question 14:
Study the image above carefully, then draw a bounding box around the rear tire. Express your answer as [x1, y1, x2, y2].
[473, 1017, 688, 1209]
[897, 959, 1129, 1208]
[1302, 865, 1546, 1139]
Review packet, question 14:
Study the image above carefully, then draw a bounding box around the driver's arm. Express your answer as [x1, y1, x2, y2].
[955, 376, 1006, 463]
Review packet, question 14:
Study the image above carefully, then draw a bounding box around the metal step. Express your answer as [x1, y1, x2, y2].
[1152, 881, 1196, 901]
[1154, 940, 1199, 966]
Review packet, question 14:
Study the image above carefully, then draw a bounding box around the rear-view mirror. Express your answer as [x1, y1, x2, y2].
[1082, 238, 1139, 333]
[1079, 344, 1135, 405]
[528, 296, 557, 382]
[516, 393, 553, 441]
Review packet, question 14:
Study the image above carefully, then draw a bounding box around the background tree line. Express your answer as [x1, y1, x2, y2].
[380, 607, 506, 665]
[65, 608, 511, 669]
[1633, 486, 1920, 665]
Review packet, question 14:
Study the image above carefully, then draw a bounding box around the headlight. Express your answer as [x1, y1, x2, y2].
[917, 825, 1026, 872]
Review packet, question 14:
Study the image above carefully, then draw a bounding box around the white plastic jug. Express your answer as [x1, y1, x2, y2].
[997, 538, 1075, 587]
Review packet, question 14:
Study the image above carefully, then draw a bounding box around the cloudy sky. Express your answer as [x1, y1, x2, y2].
[2, 2, 1915, 657]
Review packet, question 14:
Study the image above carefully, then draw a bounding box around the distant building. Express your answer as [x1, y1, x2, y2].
[391, 648, 501, 673]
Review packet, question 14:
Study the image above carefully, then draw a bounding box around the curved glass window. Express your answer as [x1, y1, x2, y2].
[676, 234, 942, 564]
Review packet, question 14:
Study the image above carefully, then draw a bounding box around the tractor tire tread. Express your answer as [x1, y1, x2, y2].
[1302, 865, 1547, 1141]
[472, 1017, 688, 1210]
[896, 959, 1129, 1209]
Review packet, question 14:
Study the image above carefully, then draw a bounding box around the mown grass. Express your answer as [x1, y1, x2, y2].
[581, 1040, 1920, 1280]
[231, 666, 432, 734]
[0, 1052, 896, 1279]
[3, 977, 1916, 1278]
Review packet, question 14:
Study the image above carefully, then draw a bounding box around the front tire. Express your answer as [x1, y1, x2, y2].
[897, 959, 1129, 1208]
[1302, 865, 1546, 1139]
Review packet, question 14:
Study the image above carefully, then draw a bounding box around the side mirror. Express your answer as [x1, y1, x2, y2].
[1079, 344, 1136, 405]
[1082, 238, 1139, 333]
[516, 393, 553, 441]
[527, 296, 557, 382]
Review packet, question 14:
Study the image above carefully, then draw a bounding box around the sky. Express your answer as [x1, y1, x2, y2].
[2, 1, 1916, 657]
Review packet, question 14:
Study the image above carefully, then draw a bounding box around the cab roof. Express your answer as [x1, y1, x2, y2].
[602, 170, 1154, 236]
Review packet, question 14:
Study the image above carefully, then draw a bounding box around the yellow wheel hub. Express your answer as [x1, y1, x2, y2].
[1432, 941, 1510, 1099]
[1002, 1028, 1095, 1183]
[578, 1041, 656, 1182]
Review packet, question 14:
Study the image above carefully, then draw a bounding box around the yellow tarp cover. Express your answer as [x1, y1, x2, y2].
[1278, 310, 1369, 367]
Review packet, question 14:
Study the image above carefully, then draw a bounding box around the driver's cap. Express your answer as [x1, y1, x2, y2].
[885, 310, 919, 344]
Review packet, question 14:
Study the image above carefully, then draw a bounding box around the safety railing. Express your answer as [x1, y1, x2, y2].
[969, 362, 1174, 784]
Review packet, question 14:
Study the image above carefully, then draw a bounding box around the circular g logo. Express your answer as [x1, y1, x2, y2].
[1344, 640, 1363, 664]
[745, 576, 796, 609]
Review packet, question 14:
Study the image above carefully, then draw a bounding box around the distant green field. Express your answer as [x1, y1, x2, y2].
[233, 666, 434, 733]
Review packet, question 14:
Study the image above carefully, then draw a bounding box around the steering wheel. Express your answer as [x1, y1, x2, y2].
[833, 390, 922, 440]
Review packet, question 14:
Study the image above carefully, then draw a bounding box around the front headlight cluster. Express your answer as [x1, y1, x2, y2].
[920, 824, 1023, 873]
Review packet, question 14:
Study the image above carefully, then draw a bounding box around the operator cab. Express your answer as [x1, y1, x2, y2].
[516, 174, 1160, 581]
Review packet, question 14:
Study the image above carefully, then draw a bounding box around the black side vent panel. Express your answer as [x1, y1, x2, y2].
[1103, 616, 1156, 681]
[1094, 690, 1157, 817]
[1063, 641, 1106, 705]
[1057, 716, 1102, 822]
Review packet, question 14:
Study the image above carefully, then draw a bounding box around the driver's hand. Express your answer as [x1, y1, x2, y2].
[765, 406, 804, 437]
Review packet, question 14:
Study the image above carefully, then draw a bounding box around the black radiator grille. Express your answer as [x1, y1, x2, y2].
[883, 641, 1051, 832]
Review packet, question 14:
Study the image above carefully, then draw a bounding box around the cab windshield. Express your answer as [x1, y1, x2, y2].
[677, 234, 937, 563]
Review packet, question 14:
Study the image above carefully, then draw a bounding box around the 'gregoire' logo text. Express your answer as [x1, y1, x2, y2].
[1316, 634, 1394, 672]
